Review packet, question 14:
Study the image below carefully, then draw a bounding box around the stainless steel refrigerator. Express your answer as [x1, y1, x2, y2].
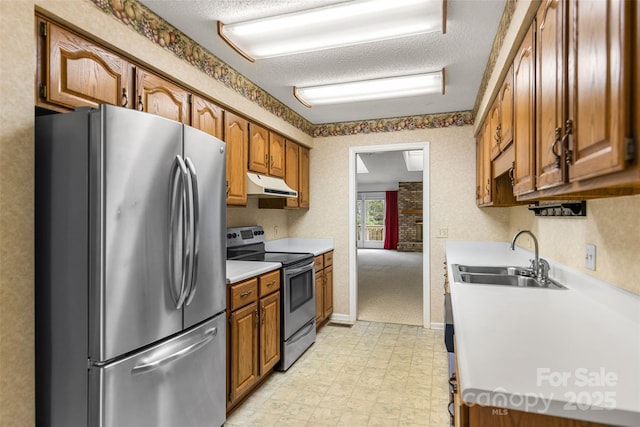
[35, 105, 227, 427]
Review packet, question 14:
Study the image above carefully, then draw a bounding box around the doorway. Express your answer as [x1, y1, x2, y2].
[348, 143, 430, 328]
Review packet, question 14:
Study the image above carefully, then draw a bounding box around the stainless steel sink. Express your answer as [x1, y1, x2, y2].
[451, 264, 567, 290]
[456, 265, 533, 276]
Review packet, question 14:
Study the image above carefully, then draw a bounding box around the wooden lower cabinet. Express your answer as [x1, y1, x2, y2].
[315, 251, 334, 327]
[228, 301, 259, 403]
[467, 405, 613, 427]
[259, 291, 280, 374]
[227, 270, 280, 411]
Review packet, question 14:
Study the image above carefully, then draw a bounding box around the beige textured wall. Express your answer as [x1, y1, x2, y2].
[289, 126, 511, 323]
[509, 195, 640, 295]
[227, 200, 290, 240]
[1, 1, 36, 425]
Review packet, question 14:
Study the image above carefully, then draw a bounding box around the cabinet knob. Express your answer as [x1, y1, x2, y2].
[137, 95, 144, 111]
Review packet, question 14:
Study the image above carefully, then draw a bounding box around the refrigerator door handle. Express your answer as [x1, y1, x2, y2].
[131, 327, 218, 375]
[184, 157, 200, 306]
[169, 155, 191, 309]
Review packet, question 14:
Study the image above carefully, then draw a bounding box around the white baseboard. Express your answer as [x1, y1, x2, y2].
[328, 313, 353, 325]
[430, 322, 444, 330]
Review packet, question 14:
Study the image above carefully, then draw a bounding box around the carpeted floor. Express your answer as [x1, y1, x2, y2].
[357, 249, 423, 326]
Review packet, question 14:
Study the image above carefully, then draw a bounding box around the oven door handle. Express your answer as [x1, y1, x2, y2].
[285, 262, 315, 277]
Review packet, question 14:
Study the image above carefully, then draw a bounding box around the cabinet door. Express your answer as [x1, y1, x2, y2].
[248, 123, 269, 175]
[499, 65, 514, 149]
[284, 140, 300, 208]
[45, 22, 132, 109]
[489, 99, 501, 160]
[513, 24, 536, 196]
[268, 132, 286, 178]
[482, 119, 493, 204]
[536, 0, 566, 189]
[259, 291, 280, 374]
[323, 266, 333, 319]
[191, 95, 224, 140]
[225, 112, 248, 205]
[299, 146, 310, 209]
[476, 131, 484, 205]
[136, 69, 190, 124]
[229, 302, 258, 403]
[566, 0, 631, 182]
[315, 270, 324, 325]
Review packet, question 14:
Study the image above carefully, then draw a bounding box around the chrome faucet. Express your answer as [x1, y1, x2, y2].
[510, 230, 549, 284]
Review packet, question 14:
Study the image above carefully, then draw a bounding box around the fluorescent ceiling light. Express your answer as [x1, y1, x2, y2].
[218, 0, 445, 61]
[356, 155, 369, 174]
[403, 150, 423, 171]
[294, 70, 444, 107]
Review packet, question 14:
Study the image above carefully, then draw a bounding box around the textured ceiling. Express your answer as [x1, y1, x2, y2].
[357, 151, 423, 186]
[138, 0, 506, 125]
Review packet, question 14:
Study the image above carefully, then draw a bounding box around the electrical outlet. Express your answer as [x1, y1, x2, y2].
[437, 228, 448, 238]
[585, 244, 596, 271]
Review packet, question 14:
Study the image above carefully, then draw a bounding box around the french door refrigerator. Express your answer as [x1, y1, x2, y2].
[35, 105, 227, 427]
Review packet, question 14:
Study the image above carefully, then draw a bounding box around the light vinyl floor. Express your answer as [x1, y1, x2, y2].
[225, 321, 450, 427]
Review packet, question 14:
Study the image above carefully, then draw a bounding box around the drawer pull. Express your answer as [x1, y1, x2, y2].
[266, 280, 276, 287]
[239, 290, 253, 298]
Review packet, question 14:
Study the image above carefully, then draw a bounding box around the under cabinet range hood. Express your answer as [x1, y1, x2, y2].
[246, 172, 298, 197]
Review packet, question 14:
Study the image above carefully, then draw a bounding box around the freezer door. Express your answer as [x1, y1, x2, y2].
[182, 125, 227, 327]
[90, 314, 226, 427]
[91, 105, 184, 361]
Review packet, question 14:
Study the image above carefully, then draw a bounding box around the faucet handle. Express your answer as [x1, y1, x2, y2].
[538, 258, 550, 283]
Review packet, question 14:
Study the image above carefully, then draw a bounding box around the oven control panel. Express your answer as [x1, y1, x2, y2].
[226, 225, 266, 248]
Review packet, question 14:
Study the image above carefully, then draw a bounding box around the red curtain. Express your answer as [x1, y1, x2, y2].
[384, 191, 398, 250]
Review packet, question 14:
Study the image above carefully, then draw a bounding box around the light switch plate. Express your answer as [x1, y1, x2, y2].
[437, 228, 448, 238]
[585, 244, 596, 271]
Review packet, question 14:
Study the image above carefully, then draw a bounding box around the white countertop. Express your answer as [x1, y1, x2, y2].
[265, 238, 334, 256]
[226, 260, 281, 284]
[446, 241, 640, 426]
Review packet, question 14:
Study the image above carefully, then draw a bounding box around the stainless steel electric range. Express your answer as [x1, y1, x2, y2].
[227, 226, 316, 371]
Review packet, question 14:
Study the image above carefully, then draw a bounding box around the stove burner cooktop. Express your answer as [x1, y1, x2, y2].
[226, 225, 313, 267]
[233, 251, 312, 267]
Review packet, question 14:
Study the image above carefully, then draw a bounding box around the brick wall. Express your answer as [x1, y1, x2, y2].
[397, 182, 423, 252]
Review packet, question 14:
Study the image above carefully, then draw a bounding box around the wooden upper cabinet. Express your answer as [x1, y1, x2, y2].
[499, 65, 514, 149]
[135, 69, 190, 124]
[268, 132, 285, 178]
[248, 123, 269, 175]
[42, 21, 133, 110]
[513, 24, 536, 196]
[476, 131, 485, 205]
[284, 140, 300, 208]
[248, 124, 285, 179]
[489, 100, 501, 160]
[482, 118, 493, 204]
[536, 0, 566, 190]
[191, 95, 224, 140]
[298, 146, 310, 209]
[225, 112, 249, 206]
[565, 0, 631, 182]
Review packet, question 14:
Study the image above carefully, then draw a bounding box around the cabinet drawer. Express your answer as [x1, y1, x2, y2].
[230, 278, 258, 311]
[314, 255, 324, 271]
[323, 251, 333, 267]
[259, 270, 280, 296]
